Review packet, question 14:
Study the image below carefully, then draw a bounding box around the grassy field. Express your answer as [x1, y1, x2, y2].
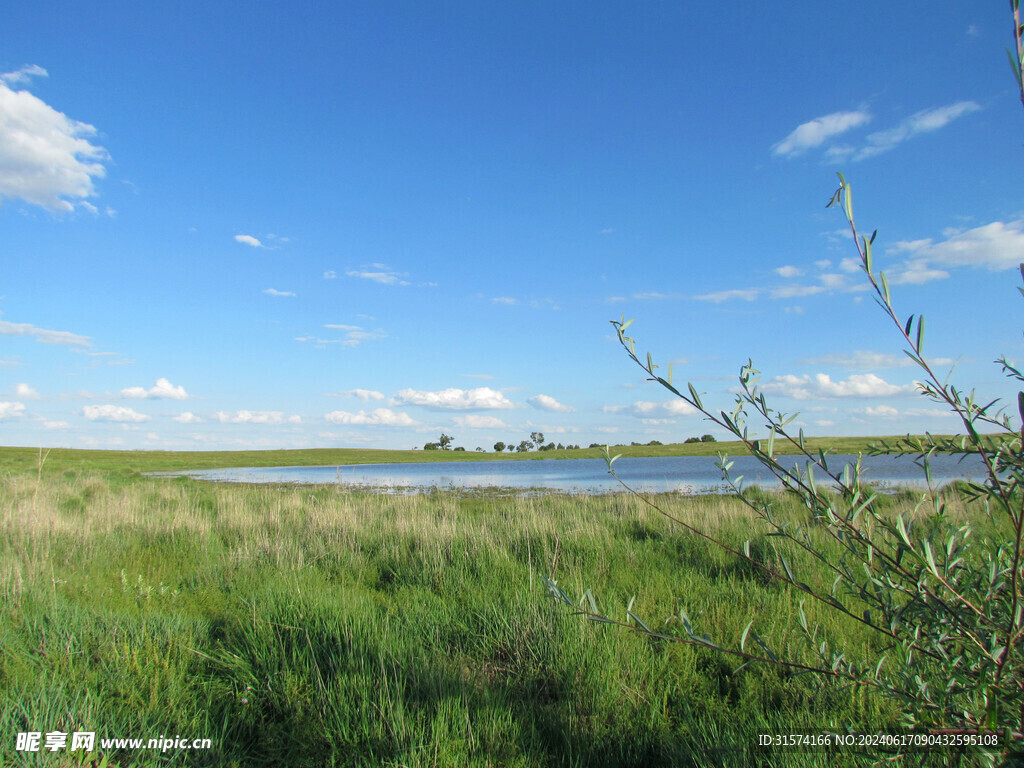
[0, 434, 970, 476]
[0, 450, 990, 766]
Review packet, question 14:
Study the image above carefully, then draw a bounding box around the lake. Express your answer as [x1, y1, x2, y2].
[170, 453, 989, 494]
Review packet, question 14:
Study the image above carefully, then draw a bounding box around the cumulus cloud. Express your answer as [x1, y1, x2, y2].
[760, 373, 915, 400]
[0, 318, 91, 347]
[329, 389, 386, 401]
[775, 265, 804, 278]
[865, 405, 900, 417]
[121, 378, 189, 400]
[0, 67, 108, 211]
[234, 234, 263, 248]
[173, 411, 203, 424]
[263, 288, 296, 297]
[213, 411, 300, 424]
[83, 404, 150, 422]
[773, 110, 872, 157]
[391, 387, 514, 410]
[855, 101, 980, 160]
[14, 383, 41, 399]
[0, 401, 26, 419]
[888, 220, 1024, 277]
[527, 394, 576, 413]
[324, 408, 418, 426]
[454, 414, 508, 429]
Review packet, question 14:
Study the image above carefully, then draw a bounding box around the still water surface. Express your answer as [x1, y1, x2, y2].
[174, 454, 988, 494]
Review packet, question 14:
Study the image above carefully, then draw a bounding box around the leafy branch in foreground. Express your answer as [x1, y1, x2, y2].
[546, 175, 1024, 760]
[547, 9, 1024, 761]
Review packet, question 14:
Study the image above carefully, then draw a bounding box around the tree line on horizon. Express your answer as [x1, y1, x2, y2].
[420, 432, 716, 452]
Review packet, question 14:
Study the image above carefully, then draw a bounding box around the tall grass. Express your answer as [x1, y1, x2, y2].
[0, 468, 967, 766]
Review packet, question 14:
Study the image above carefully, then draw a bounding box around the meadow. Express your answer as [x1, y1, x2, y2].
[0, 447, 986, 766]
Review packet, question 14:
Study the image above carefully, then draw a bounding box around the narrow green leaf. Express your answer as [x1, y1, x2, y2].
[863, 236, 873, 274]
[667, 362, 674, 386]
[916, 315, 925, 354]
[904, 315, 914, 337]
[923, 540, 939, 577]
[879, 271, 891, 305]
[740, 620, 753, 652]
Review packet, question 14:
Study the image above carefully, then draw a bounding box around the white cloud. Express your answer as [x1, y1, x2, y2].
[775, 265, 803, 278]
[42, 420, 69, 429]
[798, 350, 953, 369]
[324, 408, 418, 426]
[263, 288, 296, 297]
[528, 394, 576, 413]
[773, 110, 872, 157]
[323, 270, 337, 279]
[0, 69, 108, 212]
[889, 219, 1024, 273]
[346, 266, 411, 286]
[770, 284, 826, 299]
[173, 411, 203, 424]
[624, 399, 697, 420]
[865, 405, 900, 417]
[14, 383, 41, 399]
[839, 257, 862, 273]
[760, 373, 914, 400]
[0, 65, 48, 87]
[855, 102, 980, 160]
[296, 325, 386, 348]
[329, 389, 386, 401]
[454, 414, 508, 429]
[0, 319, 91, 347]
[83, 404, 150, 422]
[121, 378, 189, 400]
[213, 410, 296, 424]
[234, 234, 263, 248]
[694, 288, 760, 303]
[492, 297, 519, 305]
[0, 401, 26, 419]
[391, 387, 515, 410]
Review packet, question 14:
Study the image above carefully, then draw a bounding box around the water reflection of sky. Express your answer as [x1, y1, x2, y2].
[172, 454, 989, 494]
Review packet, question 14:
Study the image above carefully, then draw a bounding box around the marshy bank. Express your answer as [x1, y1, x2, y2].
[1, 468, 981, 766]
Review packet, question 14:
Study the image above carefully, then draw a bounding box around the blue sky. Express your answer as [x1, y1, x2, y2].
[2, 2, 1023, 451]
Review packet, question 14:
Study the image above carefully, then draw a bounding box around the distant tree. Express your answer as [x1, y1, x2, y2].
[647, 440, 663, 446]
[453, 446, 466, 452]
[506, 440, 515, 451]
[588, 443, 603, 449]
[683, 436, 700, 444]
[530, 431, 545, 448]
[493, 441, 506, 453]
[423, 442, 440, 451]
[700, 434, 716, 443]
[438, 433, 453, 450]
[556, 443, 565, 450]
[516, 440, 532, 453]
[475, 447, 484, 452]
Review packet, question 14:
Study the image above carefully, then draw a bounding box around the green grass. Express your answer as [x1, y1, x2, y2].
[0, 461, 986, 766]
[0, 434, 978, 476]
